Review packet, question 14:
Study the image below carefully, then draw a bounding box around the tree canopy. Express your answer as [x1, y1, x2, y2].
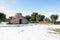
[36, 15, 45, 21]
[30, 12, 38, 22]
[0, 12, 6, 22]
[50, 14, 58, 23]
[25, 15, 31, 21]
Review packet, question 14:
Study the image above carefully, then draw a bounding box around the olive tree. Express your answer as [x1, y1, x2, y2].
[50, 14, 58, 24]
[25, 15, 31, 21]
[30, 12, 38, 22]
[0, 12, 6, 23]
[36, 15, 45, 22]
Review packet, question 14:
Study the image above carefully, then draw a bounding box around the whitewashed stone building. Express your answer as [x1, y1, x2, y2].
[10, 13, 29, 24]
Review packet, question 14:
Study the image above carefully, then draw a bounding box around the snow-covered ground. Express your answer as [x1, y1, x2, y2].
[0, 24, 60, 40]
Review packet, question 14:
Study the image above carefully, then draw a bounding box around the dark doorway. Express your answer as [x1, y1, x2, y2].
[19, 19, 22, 24]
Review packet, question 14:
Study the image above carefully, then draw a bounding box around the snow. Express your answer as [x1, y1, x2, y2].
[0, 24, 60, 40]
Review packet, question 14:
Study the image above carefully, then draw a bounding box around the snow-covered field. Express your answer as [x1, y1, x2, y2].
[0, 24, 60, 40]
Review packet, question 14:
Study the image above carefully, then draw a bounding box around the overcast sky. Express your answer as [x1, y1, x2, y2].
[0, 0, 60, 20]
